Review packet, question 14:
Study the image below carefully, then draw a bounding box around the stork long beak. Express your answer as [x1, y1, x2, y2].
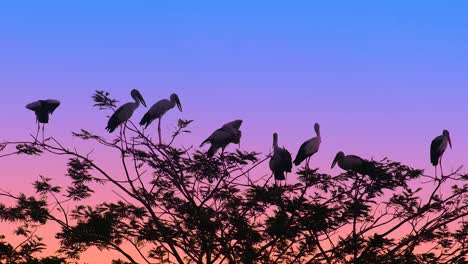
[136, 91, 147, 107]
[174, 95, 182, 112]
[331, 155, 339, 169]
[448, 135, 452, 148]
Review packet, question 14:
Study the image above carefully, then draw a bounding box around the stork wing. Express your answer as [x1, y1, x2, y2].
[200, 134, 213, 147]
[151, 99, 171, 118]
[202, 125, 239, 147]
[201, 128, 234, 147]
[106, 105, 127, 132]
[294, 140, 310, 166]
[347, 155, 365, 165]
[25, 101, 42, 111]
[269, 156, 275, 171]
[280, 148, 293, 172]
[222, 120, 242, 130]
[140, 99, 172, 128]
[200, 129, 220, 147]
[430, 136, 443, 166]
[44, 99, 61, 114]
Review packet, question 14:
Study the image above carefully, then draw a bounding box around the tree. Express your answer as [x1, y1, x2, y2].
[0, 91, 466, 264]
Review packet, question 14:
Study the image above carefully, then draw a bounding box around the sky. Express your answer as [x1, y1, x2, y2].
[0, 1, 467, 262]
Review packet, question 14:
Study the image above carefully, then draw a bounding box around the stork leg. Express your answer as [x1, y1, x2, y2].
[42, 124, 45, 144]
[119, 125, 124, 149]
[440, 157, 444, 177]
[123, 121, 130, 149]
[123, 122, 127, 148]
[306, 157, 310, 169]
[158, 118, 162, 145]
[434, 166, 437, 179]
[35, 122, 40, 143]
[221, 147, 226, 158]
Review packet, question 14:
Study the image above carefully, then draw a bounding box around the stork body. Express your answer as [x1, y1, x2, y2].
[294, 123, 321, 168]
[201, 121, 242, 157]
[331, 151, 370, 174]
[269, 133, 292, 185]
[430, 130, 452, 177]
[26, 99, 61, 143]
[140, 93, 182, 145]
[106, 89, 146, 133]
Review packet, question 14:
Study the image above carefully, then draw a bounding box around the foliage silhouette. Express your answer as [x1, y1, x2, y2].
[0, 91, 466, 264]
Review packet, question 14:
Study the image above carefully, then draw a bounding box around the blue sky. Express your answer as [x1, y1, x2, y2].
[0, 1, 467, 171]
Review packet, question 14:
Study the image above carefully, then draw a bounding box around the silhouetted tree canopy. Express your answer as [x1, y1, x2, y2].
[0, 91, 466, 264]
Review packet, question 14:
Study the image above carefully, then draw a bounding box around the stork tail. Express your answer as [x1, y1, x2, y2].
[139, 113, 152, 128]
[207, 145, 217, 158]
[274, 170, 286, 181]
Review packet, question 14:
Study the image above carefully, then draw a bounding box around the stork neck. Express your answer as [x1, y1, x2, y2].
[273, 140, 278, 149]
[170, 99, 176, 108]
[130, 99, 140, 111]
[442, 135, 449, 144]
[131, 95, 140, 105]
[315, 129, 321, 138]
[272, 134, 279, 149]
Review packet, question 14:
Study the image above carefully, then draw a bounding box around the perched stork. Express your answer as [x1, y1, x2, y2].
[294, 123, 321, 168]
[269, 133, 292, 186]
[26, 99, 61, 143]
[430, 129, 452, 177]
[201, 121, 242, 157]
[140, 93, 182, 145]
[106, 89, 146, 134]
[331, 151, 370, 175]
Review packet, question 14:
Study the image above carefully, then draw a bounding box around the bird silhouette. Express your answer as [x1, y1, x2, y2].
[269, 133, 292, 186]
[106, 89, 146, 133]
[140, 93, 182, 145]
[331, 151, 374, 175]
[26, 99, 61, 143]
[201, 120, 242, 157]
[294, 123, 321, 168]
[430, 129, 452, 177]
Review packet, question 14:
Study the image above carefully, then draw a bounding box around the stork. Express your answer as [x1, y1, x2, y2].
[294, 123, 321, 168]
[331, 151, 369, 175]
[201, 121, 242, 157]
[106, 89, 146, 139]
[269, 133, 292, 186]
[26, 99, 61, 143]
[140, 93, 182, 145]
[430, 129, 452, 177]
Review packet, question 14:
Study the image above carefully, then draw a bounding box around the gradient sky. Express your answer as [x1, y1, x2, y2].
[1, 1, 467, 262]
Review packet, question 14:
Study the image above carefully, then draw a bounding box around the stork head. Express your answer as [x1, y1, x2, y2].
[314, 123, 320, 134]
[331, 151, 345, 169]
[443, 130, 452, 148]
[170, 93, 182, 112]
[273, 133, 278, 145]
[131, 89, 147, 107]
